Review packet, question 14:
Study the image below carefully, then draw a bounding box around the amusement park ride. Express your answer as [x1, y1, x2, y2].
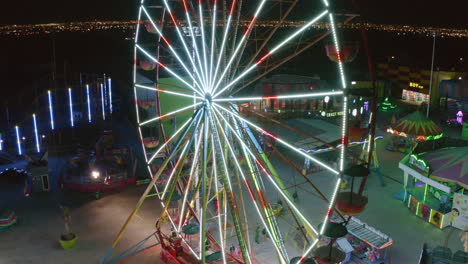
[102, 0, 378, 263]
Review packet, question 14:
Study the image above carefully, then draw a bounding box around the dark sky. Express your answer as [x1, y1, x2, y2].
[1, 0, 468, 127]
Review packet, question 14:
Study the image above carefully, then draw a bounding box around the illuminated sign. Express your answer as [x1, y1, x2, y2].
[409, 82, 424, 89]
[409, 154, 430, 174]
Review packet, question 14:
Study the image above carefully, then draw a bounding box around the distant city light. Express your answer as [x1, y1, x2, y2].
[391, 56, 395, 59]
[352, 108, 357, 116]
[324, 96, 330, 103]
[42, 135, 46, 138]
[0, 134, 3, 151]
[68, 88, 74, 127]
[15, 126, 22, 155]
[48, 90, 55, 130]
[351, 81, 356, 85]
[22, 136, 26, 140]
[458, 77, 462, 80]
[33, 114, 40, 153]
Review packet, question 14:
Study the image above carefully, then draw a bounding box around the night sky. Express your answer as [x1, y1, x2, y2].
[1, 0, 468, 125]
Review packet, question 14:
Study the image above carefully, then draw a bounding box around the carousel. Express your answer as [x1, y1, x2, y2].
[60, 131, 136, 198]
[386, 111, 443, 153]
[399, 146, 468, 229]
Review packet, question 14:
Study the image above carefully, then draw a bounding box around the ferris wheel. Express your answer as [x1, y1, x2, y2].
[104, 1, 372, 263]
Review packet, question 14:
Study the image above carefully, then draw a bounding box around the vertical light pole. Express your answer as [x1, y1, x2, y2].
[48, 90, 55, 130]
[86, 84, 92, 122]
[68, 88, 74, 127]
[103, 73, 107, 109]
[108, 78, 113, 114]
[15, 126, 22, 155]
[33, 114, 40, 153]
[100, 83, 106, 120]
[427, 32, 436, 117]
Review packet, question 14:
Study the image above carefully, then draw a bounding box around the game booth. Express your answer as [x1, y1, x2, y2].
[399, 147, 468, 229]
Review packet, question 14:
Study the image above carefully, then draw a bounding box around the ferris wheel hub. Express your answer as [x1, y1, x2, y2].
[203, 93, 213, 106]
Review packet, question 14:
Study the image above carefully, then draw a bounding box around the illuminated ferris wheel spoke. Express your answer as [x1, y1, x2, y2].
[151, 139, 203, 259]
[213, 108, 302, 247]
[135, 84, 203, 100]
[212, 110, 290, 258]
[208, 0, 217, 91]
[140, 6, 205, 90]
[181, 0, 209, 88]
[212, 107, 319, 236]
[210, 134, 228, 264]
[210, 0, 267, 95]
[210, 111, 289, 262]
[213, 90, 344, 102]
[211, 0, 238, 92]
[177, 126, 204, 232]
[138, 102, 202, 127]
[213, 9, 329, 98]
[213, 103, 339, 175]
[147, 108, 202, 164]
[136, 45, 204, 97]
[328, 12, 349, 172]
[161, 0, 209, 89]
[210, 113, 252, 264]
[197, 0, 210, 93]
[160, 137, 193, 201]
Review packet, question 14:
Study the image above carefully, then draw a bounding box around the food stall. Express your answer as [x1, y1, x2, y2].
[399, 147, 468, 229]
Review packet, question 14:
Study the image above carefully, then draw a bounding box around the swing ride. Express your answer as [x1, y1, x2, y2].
[103, 0, 378, 263]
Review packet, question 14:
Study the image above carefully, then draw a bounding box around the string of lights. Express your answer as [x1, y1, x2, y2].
[1, 20, 467, 38]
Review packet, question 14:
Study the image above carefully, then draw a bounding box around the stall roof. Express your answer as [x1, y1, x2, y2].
[421, 147, 468, 189]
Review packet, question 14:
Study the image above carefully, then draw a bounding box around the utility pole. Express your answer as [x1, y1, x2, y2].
[427, 32, 436, 117]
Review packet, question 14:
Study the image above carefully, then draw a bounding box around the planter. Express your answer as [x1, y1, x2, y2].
[336, 192, 368, 216]
[59, 232, 78, 249]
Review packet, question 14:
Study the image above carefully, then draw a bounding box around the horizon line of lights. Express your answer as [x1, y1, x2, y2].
[2, 20, 468, 38]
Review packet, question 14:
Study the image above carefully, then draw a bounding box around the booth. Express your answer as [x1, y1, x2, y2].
[399, 147, 468, 229]
[332, 216, 393, 263]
